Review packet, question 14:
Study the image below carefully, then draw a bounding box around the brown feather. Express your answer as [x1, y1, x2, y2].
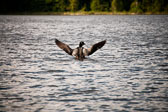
[88, 40, 106, 55]
[55, 39, 73, 55]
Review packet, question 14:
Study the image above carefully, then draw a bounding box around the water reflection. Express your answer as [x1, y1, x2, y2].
[0, 15, 168, 112]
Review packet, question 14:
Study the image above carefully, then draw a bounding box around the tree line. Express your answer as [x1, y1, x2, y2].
[0, 0, 168, 14]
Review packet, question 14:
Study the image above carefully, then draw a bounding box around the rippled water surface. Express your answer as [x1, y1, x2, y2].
[0, 15, 168, 112]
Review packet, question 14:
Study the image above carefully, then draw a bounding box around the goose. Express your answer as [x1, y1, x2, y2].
[55, 39, 106, 60]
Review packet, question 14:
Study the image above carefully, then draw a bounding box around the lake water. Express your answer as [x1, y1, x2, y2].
[0, 15, 168, 112]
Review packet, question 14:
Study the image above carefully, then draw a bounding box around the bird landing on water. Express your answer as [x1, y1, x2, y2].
[55, 39, 106, 61]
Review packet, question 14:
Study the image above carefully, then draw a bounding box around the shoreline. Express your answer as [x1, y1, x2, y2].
[0, 11, 168, 15]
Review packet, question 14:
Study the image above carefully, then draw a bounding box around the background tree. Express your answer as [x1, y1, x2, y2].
[0, 0, 168, 14]
[52, 0, 69, 12]
[111, 0, 124, 12]
[91, 0, 101, 11]
[153, 0, 164, 12]
[130, 0, 143, 13]
[69, 0, 79, 12]
[100, 0, 111, 11]
[141, 0, 153, 12]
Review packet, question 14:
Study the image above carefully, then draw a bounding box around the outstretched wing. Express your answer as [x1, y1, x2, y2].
[84, 40, 106, 56]
[55, 39, 73, 55]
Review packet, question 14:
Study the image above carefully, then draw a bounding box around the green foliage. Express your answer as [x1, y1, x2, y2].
[80, 4, 87, 11]
[91, 0, 110, 11]
[69, 0, 79, 12]
[141, 0, 154, 12]
[0, 0, 168, 14]
[91, 0, 101, 11]
[100, 1, 110, 11]
[153, 0, 164, 12]
[130, 0, 143, 13]
[111, 0, 124, 12]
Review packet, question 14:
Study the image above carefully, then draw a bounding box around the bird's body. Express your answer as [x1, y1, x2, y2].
[55, 39, 106, 61]
[72, 47, 85, 60]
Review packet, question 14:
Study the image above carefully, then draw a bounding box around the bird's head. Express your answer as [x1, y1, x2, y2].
[79, 41, 85, 47]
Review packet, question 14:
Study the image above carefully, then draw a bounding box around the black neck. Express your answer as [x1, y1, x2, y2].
[79, 44, 83, 47]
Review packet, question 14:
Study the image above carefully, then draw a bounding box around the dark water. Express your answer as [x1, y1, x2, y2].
[0, 15, 168, 112]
